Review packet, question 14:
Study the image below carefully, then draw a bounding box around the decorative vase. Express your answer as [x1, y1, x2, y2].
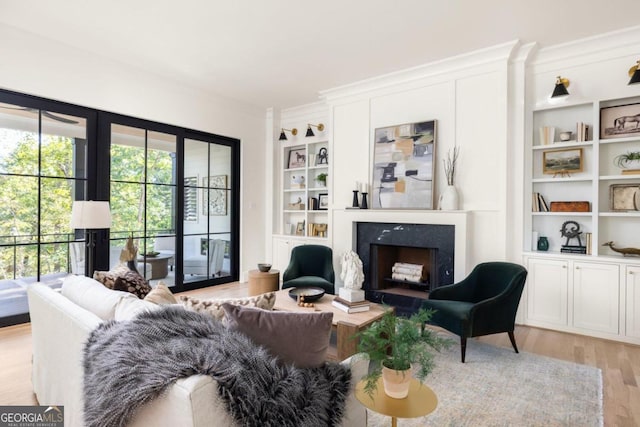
[381, 365, 412, 399]
[537, 236, 549, 251]
[439, 185, 459, 210]
[352, 190, 360, 208]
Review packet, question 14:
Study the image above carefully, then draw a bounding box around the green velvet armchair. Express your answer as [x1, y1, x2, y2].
[282, 245, 335, 294]
[422, 262, 528, 362]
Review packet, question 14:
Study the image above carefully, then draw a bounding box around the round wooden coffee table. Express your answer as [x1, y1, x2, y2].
[355, 378, 437, 427]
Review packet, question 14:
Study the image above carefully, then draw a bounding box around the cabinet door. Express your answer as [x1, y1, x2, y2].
[526, 258, 569, 326]
[626, 266, 640, 339]
[573, 262, 619, 334]
[271, 238, 306, 274]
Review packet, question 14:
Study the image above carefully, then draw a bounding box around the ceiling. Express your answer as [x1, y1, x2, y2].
[1, 1, 640, 109]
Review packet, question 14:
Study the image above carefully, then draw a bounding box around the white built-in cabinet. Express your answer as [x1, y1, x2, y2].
[523, 94, 640, 345]
[526, 258, 569, 328]
[626, 265, 640, 339]
[524, 256, 626, 341]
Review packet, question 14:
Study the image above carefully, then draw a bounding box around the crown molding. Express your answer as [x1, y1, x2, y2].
[531, 25, 640, 68]
[319, 40, 520, 103]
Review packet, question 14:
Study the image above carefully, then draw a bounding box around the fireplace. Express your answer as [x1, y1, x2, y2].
[356, 222, 455, 315]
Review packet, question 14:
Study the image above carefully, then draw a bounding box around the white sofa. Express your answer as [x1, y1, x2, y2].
[27, 275, 368, 427]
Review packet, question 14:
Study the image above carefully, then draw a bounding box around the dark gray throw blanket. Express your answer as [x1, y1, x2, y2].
[83, 306, 351, 427]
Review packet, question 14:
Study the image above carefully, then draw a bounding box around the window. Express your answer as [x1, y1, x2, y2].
[0, 90, 240, 326]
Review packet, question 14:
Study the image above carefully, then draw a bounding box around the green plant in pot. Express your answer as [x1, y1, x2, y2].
[614, 151, 640, 169]
[316, 173, 328, 186]
[356, 308, 451, 399]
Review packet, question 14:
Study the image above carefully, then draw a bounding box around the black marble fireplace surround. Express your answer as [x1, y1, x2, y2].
[355, 222, 455, 315]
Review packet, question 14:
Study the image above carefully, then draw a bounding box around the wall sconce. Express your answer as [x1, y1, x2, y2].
[278, 128, 297, 141]
[628, 60, 640, 85]
[551, 76, 570, 98]
[305, 123, 325, 137]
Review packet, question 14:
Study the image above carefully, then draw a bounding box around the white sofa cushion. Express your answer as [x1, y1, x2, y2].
[115, 297, 163, 321]
[61, 274, 135, 320]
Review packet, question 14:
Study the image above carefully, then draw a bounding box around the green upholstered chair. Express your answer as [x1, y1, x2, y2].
[422, 262, 528, 363]
[282, 245, 335, 295]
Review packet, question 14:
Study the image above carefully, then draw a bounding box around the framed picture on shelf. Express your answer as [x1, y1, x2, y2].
[287, 148, 306, 169]
[318, 193, 329, 210]
[609, 184, 640, 211]
[600, 102, 640, 139]
[295, 221, 305, 236]
[371, 120, 436, 209]
[316, 147, 328, 165]
[542, 148, 583, 174]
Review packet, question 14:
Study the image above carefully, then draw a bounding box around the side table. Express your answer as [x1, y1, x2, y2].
[248, 269, 280, 296]
[355, 378, 437, 427]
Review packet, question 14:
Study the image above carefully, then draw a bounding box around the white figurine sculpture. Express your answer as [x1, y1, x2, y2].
[339, 250, 365, 302]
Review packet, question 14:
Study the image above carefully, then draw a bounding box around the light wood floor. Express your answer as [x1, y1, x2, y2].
[1, 282, 639, 426]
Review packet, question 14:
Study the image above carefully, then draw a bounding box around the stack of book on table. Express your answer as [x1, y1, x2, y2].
[331, 296, 370, 313]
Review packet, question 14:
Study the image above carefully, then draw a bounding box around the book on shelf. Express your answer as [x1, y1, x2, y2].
[575, 122, 590, 142]
[621, 169, 640, 175]
[539, 126, 555, 145]
[331, 300, 370, 313]
[585, 232, 592, 255]
[532, 192, 549, 212]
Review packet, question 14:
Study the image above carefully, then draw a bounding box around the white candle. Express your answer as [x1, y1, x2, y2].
[360, 182, 367, 193]
[355, 181, 360, 191]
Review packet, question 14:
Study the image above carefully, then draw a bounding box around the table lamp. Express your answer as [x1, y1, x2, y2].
[70, 201, 112, 276]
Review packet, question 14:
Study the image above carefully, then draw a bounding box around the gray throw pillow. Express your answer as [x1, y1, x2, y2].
[222, 303, 333, 368]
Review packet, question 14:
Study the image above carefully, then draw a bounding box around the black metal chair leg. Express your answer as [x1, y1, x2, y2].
[461, 337, 467, 363]
[508, 331, 519, 354]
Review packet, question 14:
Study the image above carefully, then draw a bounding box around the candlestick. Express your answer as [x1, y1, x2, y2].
[352, 190, 360, 208]
[360, 192, 368, 209]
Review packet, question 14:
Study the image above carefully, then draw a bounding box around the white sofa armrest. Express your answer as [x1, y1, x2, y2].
[340, 353, 370, 427]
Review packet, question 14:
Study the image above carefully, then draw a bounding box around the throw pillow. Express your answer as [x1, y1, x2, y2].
[114, 296, 161, 321]
[113, 270, 152, 299]
[179, 291, 276, 321]
[222, 303, 333, 368]
[144, 282, 177, 305]
[92, 270, 118, 290]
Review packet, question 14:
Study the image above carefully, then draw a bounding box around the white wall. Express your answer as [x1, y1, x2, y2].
[320, 41, 519, 272]
[0, 23, 267, 281]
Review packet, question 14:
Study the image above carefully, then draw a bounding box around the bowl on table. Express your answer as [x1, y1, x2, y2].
[257, 263, 272, 272]
[288, 287, 325, 302]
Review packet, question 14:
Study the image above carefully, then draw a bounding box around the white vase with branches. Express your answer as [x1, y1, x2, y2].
[440, 146, 460, 210]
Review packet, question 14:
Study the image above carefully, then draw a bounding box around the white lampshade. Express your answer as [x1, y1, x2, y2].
[70, 201, 112, 229]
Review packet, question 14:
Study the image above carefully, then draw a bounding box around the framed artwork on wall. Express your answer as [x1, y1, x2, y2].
[202, 175, 228, 216]
[600, 102, 640, 139]
[184, 176, 198, 222]
[371, 120, 436, 209]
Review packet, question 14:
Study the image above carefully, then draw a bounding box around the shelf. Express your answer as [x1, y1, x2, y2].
[532, 177, 592, 183]
[308, 187, 328, 192]
[532, 100, 594, 112]
[284, 167, 305, 172]
[309, 165, 329, 170]
[532, 212, 592, 216]
[284, 188, 307, 192]
[599, 136, 640, 144]
[599, 175, 640, 181]
[599, 212, 640, 217]
[532, 141, 593, 150]
[308, 209, 328, 213]
[283, 210, 306, 213]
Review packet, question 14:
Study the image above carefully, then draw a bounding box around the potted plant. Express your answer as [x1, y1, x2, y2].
[316, 173, 328, 187]
[614, 151, 640, 170]
[356, 308, 451, 399]
[440, 146, 460, 210]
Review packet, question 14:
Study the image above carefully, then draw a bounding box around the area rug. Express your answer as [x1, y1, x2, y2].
[366, 338, 603, 427]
